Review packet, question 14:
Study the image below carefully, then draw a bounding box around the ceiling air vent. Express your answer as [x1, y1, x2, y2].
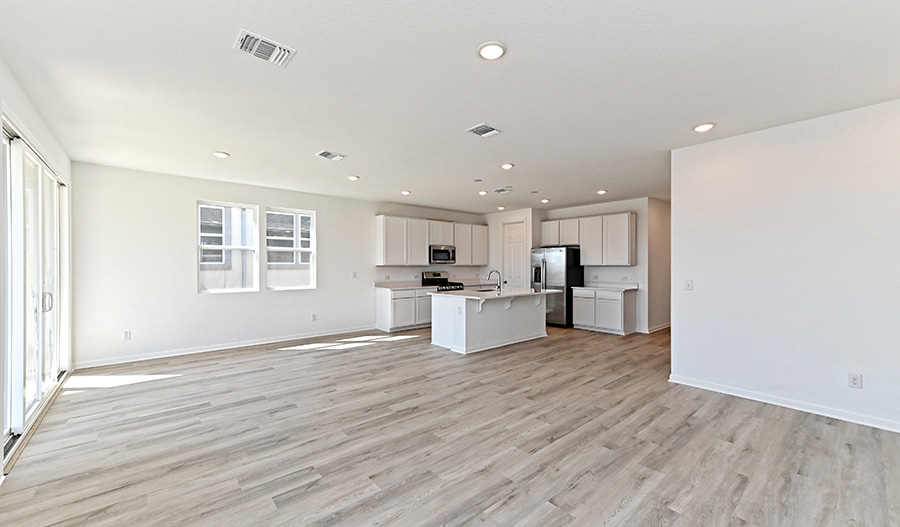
[316, 150, 347, 161]
[234, 29, 295, 67]
[492, 187, 513, 194]
[466, 123, 502, 137]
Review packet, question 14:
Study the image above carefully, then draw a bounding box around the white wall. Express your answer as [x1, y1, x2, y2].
[0, 58, 70, 183]
[70, 163, 482, 368]
[670, 98, 900, 432]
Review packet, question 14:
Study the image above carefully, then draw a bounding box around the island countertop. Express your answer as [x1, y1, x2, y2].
[428, 287, 562, 301]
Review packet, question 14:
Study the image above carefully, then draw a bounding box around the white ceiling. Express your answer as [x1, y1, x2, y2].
[2, 1, 899, 214]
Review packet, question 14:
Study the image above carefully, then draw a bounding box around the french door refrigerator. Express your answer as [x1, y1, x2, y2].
[531, 246, 583, 327]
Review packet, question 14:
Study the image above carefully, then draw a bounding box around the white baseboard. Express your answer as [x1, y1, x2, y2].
[669, 374, 900, 434]
[74, 325, 377, 370]
[648, 323, 670, 333]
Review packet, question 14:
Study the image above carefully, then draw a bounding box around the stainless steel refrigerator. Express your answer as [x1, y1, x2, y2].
[531, 247, 584, 327]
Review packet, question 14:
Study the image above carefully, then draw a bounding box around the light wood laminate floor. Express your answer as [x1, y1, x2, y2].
[1, 328, 898, 526]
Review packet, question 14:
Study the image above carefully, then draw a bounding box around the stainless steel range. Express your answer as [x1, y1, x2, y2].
[422, 271, 464, 291]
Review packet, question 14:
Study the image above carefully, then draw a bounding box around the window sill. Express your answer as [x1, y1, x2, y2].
[267, 286, 316, 292]
[199, 287, 260, 294]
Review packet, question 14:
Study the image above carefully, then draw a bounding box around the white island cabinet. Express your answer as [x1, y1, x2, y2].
[430, 288, 562, 354]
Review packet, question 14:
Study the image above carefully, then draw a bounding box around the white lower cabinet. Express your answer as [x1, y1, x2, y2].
[375, 287, 435, 331]
[572, 295, 595, 327]
[416, 289, 432, 325]
[572, 286, 637, 335]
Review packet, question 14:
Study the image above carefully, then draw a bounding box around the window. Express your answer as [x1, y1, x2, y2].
[266, 208, 316, 290]
[199, 204, 228, 268]
[198, 201, 257, 293]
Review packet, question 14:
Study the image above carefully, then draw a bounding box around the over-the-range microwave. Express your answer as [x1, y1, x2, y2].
[429, 245, 456, 264]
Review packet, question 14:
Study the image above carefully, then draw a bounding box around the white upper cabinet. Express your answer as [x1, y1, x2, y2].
[603, 212, 636, 266]
[541, 220, 560, 246]
[542, 218, 579, 246]
[429, 220, 455, 246]
[376, 215, 408, 266]
[378, 215, 484, 266]
[454, 223, 473, 265]
[407, 218, 430, 266]
[579, 216, 604, 265]
[560, 218, 579, 245]
[578, 212, 635, 266]
[453, 223, 489, 266]
[472, 224, 489, 265]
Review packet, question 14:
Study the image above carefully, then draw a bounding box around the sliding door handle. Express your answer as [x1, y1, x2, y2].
[42, 292, 54, 312]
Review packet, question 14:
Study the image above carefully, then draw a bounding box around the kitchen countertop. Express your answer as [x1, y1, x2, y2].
[374, 280, 496, 290]
[575, 282, 639, 291]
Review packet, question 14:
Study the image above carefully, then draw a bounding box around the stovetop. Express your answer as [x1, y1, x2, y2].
[423, 271, 464, 291]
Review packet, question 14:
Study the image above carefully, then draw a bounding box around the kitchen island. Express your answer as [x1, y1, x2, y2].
[429, 288, 562, 354]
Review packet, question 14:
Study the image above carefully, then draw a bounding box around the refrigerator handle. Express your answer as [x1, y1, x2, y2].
[541, 258, 547, 290]
[532, 265, 541, 285]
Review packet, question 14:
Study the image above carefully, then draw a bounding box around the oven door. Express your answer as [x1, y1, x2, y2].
[429, 245, 456, 264]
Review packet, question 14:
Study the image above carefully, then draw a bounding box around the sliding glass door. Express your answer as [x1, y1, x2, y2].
[6, 136, 64, 441]
[2, 132, 9, 452]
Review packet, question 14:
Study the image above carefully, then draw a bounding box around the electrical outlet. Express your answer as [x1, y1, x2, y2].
[122, 331, 132, 341]
[414, 273, 420, 279]
[384, 275, 390, 280]
[848, 373, 862, 389]
[592, 275, 599, 280]
[311, 314, 317, 322]
[621, 276, 628, 281]
[684, 279, 694, 291]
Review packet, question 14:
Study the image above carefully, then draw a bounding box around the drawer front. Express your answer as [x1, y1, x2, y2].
[572, 288, 596, 299]
[392, 289, 416, 299]
[594, 290, 622, 301]
[417, 287, 436, 297]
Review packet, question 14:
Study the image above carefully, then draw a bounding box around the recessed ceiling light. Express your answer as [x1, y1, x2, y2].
[401, 190, 411, 196]
[541, 199, 550, 204]
[693, 123, 716, 133]
[597, 190, 607, 195]
[478, 41, 507, 60]
[347, 175, 360, 181]
[501, 163, 514, 170]
[478, 191, 488, 196]
[497, 206, 505, 211]
[212, 151, 230, 159]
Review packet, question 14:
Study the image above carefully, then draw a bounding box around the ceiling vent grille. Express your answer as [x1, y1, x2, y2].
[316, 150, 347, 161]
[492, 187, 513, 194]
[234, 29, 295, 67]
[466, 123, 502, 137]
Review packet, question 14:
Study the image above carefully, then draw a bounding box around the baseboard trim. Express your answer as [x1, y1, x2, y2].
[74, 325, 377, 369]
[668, 374, 900, 434]
[648, 323, 670, 333]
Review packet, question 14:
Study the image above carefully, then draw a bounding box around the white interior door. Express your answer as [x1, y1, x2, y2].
[502, 221, 526, 289]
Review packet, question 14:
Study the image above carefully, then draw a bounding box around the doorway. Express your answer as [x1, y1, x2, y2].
[501, 221, 526, 289]
[5, 134, 67, 454]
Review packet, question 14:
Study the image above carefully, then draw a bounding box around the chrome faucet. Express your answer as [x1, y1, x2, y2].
[486, 269, 502, 294]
